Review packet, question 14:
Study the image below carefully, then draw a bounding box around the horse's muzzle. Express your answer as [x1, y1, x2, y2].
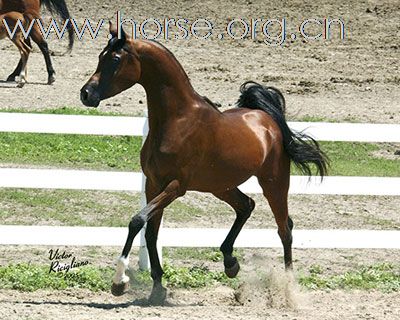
[80, 84, 101, 107]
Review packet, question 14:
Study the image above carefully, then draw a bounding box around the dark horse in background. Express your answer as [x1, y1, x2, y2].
[81, 23, 329, 305]
[0, 0, 74, 84]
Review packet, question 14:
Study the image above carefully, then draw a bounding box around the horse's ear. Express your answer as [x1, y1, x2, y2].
[120, 26, 126, 42]
[109, 21, 118, 38]
[109, 21, 127, 42]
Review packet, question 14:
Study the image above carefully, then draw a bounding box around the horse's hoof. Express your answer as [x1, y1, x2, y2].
[111, 281, 129, 296]
[148, 286, 167, 306]
[48, 75, 55, 85]
[6, 75, 16, 82]
[224, 259, 240, 278]
[16, 81, 25, 88]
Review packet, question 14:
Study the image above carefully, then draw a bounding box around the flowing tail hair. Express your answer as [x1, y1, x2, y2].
[41, 0, 74, 53]
[236, 81, 329, 178]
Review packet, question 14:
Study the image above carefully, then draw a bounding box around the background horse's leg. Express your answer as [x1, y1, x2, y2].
[30, 23, 56, 84]
[12, 37, 30, 87]
[213, 188, 255, 278]
[7, 37, 31, 82]
[111, 179, 182, 305]
[257, 168, 293, 270]
[6, 58, 23, 82]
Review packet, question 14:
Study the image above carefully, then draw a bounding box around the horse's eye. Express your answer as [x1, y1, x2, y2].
[113, 56, 121, 64]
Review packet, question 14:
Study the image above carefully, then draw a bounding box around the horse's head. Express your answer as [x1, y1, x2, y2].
[80, 22, 141, 107]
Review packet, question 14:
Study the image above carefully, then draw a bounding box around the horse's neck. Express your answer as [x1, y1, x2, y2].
[137, 41, 199, 131]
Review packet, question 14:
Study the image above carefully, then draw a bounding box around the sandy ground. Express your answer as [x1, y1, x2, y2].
[0, 288, 399, 320]
[0, 0, 399, 123]
[0, 0, 399, 319]
[1, 245, 399, 320]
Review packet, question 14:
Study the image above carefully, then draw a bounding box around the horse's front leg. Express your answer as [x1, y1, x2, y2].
[145, 212, 165, 305]
[111, 179, 183, 305]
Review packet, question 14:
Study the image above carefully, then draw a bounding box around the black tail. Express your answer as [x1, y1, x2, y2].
[237, 81, 329, 178]
[41, 0, 74, 52]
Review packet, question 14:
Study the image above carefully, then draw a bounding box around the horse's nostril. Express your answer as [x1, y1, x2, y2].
[80, 88, 89, 102]
[80, 85, 100, 107]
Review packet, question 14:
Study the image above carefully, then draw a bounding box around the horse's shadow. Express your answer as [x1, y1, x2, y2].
[4, 296, 198, 309]
[0, 79, 48, 87]
[0, 80, 18, 88]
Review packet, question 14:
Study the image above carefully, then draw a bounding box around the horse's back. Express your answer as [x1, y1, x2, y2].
[220, 107, 283, 147]
[184, 107, 285, 192]
[0, 0, 40, 14]
[0, 11, 25, 38]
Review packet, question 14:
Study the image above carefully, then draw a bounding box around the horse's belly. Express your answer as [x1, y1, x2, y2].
[187, 165, 254, 193]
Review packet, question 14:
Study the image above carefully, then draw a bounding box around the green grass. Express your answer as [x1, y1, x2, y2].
[0, 133, 142, 171]
[0, 107, 398, 176]
[0, 262, 237, 292]
[295, 115, 331, 122]
[0, 131, 398, 176]
[164, 248, 245, 264]
[299, 263, 400, 292]
[293, 141, 400, 177]
[296, 115, 360, 123]
[1, 262, 397, 293]
[0, 106, 130, 116]
[0, 188, 221, 227]
[0, 189, 140, 226]
[0, 263, 115, 292]
[162, 262, 238, 288]
[164, 248, 225, 262]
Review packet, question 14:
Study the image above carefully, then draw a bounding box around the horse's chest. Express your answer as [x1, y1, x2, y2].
[141, 143, 183, 180]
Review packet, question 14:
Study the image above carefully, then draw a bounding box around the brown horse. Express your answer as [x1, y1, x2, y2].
[0, 0, 73, 84]
[0, 11, 32, 87]
[81, 23, 328, 305]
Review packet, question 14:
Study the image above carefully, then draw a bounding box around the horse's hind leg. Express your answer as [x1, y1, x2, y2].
[7, 58, 23, 82]
[12, 37, 30, 87]
[213, 188, 255, 278]
[7, 38, 31, 82]
[257, 161, 293, 270]
[30, 23, 55, 84]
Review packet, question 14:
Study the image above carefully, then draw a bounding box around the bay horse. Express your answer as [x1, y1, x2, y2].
[0, 11, 32, 87]
[0, 0, 74, 84]
[81, 23, 328, 305]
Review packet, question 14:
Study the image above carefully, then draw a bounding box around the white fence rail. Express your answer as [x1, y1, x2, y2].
[0, 113, 399, 256]
[0, 168, 399, 196]
[1, 113, 400, 142]
[1, 226, 399, 249]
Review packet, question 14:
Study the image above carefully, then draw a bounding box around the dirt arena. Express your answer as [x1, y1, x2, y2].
[0, 0, 399, 319]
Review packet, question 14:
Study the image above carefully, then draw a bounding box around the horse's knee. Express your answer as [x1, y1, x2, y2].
[40, 41, 48, 49]
[278, 227, 292, 246]
[129, 213, 146, 233]
[37, 41, 49, 53]
[246, 197, 256, 217]
[237, 196, 255, 220]
[288, 216, 294, 231]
